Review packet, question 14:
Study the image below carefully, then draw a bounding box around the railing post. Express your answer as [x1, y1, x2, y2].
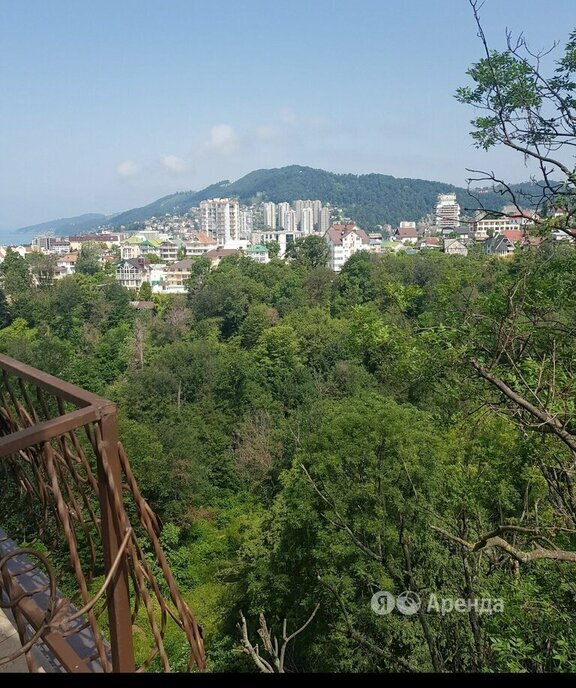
[97, 410, 136, 672]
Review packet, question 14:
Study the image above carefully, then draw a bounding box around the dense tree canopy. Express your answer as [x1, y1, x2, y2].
[2, 239, 576, 672]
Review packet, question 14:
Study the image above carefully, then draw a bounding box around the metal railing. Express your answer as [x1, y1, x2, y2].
[0, 354, 205, 672]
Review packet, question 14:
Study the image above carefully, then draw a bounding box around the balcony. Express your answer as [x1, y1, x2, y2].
[0, 354, 205, 672]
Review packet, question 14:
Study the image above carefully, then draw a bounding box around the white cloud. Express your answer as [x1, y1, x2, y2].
[117, 160, 140, 178]
[161, 154, 188, 172]
[206, 124, 239, 154]
[255, 124, 278, 141]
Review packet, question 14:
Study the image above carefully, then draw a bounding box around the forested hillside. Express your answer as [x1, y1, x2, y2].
[105, 166, 546, 230]
[2, 243, 576, 672]
[17, 166, 547, 235]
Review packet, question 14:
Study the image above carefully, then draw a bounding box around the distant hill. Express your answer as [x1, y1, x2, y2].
[15, 166, 548, 235]
[17, 213, 107, 237]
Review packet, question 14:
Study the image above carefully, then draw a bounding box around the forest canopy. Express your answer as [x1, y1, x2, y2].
[2, 241, 576, 672]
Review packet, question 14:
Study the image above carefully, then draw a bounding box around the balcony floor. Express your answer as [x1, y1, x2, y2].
[0, 608, 28, 673]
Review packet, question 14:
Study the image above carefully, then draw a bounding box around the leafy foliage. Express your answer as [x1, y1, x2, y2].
[3, 220, 576, 674]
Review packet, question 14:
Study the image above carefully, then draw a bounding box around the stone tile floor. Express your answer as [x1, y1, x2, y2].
[0, 608, 28, 673]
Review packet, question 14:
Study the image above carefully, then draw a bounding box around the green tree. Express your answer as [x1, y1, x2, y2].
[238, 303, 278, 348]
[0, 287, 11, 328]
[265, 240, 281, 259]
[456, 1, 576, 236]
[27, 252, 56, 287]
[0, 248, 32, 296]
[138, 281, 153, 301]
[184, 255, 212, 297]
[285, 235, 329, 270]
[76, 242, 102, 275]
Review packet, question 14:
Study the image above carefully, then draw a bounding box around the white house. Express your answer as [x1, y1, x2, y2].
[56, 253, 78, 276]
[325, 223, 370, 271]
[245, 244, 270, 264]
[116, 258, 150, 290]
[185, 233, 218, 257]
[444, 239, 468, 256]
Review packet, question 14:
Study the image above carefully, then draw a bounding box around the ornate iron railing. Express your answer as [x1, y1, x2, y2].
[0, 354, 205, 672]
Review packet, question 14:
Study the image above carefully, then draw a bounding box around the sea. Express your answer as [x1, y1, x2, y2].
[0, 228, 35, 247]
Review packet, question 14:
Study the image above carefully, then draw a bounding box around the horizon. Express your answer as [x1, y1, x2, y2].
[1, 0, 574, 230]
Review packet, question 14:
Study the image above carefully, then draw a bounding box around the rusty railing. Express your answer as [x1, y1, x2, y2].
[0, 354, 205, 672]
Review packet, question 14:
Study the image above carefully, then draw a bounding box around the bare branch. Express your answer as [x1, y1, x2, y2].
[238, 606, 320, 673]
[431, 524, 576, 563]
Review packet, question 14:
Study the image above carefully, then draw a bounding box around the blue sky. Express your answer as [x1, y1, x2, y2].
[1, 0, 575, 229]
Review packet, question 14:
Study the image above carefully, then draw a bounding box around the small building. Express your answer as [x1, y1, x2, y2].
[484, 235, 514, 257]
[500, 229, 526, 244]
[69, 234, 122, 251]
[250, 230, 303, 258]
[185, 233, 218, 257]
[158, 241, 179, 263]
[245, 244, 270, 264]
[53, 239, 72, 255]
[419, 237, 441, 249]
[163, 258, 194, 292]
[441, 226, 471, 240]
[325, 223, 370, 271]
[204, 248, 240, 268]
[444, 238, 468, 256]
[119, 237, 163, 261]
[396, 226, 419, 244]
[116, 258, 150, 290]
[473, 211, 537, 240]
[56, 253, 78, 276]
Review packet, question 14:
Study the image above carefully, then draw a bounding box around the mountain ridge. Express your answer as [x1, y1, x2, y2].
[15, 165, 545, 235]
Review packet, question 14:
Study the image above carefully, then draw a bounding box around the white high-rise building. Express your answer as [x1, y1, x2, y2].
[293, 200, 304, 225]
[435, 193, 460, 229]
[263, 202, 276, 229]
[300, 207, 314, 234]
[312, 200, 322, 228]
[200, 198, 240, 246]
[319, 206, 331, 233]
[239, 208, 253, 238]
[277, 202, 290, 228]
[282, 209, 298, 232]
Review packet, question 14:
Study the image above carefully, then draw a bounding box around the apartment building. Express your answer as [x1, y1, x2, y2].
[435, 193, 461, 229]
[200, 198, 240, 245]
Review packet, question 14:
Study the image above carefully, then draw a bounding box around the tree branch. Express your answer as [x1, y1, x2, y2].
[470, 358, 576, 455]
[431, 524, 576, 563]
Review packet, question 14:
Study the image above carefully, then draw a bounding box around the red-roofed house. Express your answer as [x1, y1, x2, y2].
[419, 236, 441, 249]
[396, 226, 419, 244]
[204, 247, 239, 267]
[56, 253, 78, 276]
[500, 229, 526, 244]
[325, 223, 370, 271]
[185, 233, 218, 257]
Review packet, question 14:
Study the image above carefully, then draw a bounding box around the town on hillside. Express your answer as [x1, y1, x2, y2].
[2, 193, 573, 295]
